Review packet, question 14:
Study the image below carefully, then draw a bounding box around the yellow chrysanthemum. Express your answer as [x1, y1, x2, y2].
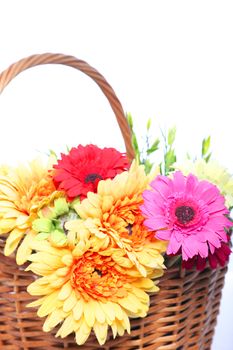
[0, 158, 62, 264]
[0, 164, 10, 176]
[71, 162, 167, 276]
[175, 159, 233, 208]
[26, 239, 162, 346]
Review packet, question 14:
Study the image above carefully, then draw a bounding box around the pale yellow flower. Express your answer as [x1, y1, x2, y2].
[71, 162, 167, 276]
[0, 158, 62, 264]
[175, 159, 233, 208]
[26, 239, 162, 346]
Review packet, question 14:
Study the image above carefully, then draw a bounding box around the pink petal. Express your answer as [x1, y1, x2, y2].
[150, 176, 171, 199]
[173, 171, 186, 192]
[167, 236, 182, 255]
[201, 186, 219, 204]
[197, 241, 209, 258]
[185, 174, 197, 195]
[203, 229, 221, 249]
[156, 229, 172, 241]
[181, 238, 198, 260]
[144, 217, 167, 231]
[209, 242, 217, 254]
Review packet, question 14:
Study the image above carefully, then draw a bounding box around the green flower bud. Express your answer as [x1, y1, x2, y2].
[54, 198, 69, 217]
[33, 218, 53, 233]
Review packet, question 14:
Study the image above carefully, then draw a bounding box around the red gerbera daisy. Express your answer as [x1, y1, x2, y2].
[182, 241, 231, 271]
[53, 144, 129, 200]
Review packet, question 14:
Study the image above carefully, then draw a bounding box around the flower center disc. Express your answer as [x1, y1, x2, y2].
[175, 205, 195, 225]
[84, 173, 103, 184]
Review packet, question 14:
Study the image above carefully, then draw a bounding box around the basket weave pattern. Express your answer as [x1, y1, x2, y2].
[0, 54, 228, 350]
[0, 240, 227, 350]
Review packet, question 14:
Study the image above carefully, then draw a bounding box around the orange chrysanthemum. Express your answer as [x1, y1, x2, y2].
[70, 162, 167, 276]
[0, 159, 62, 264]
[26, 239, 162, 345]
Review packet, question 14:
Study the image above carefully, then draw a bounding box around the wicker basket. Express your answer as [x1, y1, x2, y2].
[0, 54, 228, 350]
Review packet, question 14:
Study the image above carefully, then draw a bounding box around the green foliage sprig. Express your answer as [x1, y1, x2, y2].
[127, 113, 160, 174]
[202, 136, 211, 162]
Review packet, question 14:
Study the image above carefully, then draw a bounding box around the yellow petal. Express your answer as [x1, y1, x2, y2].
[63, 291, 78, 313]
[86, 192, 102, 208]
[37, 291, 61, 317]
[75, 319, 91, 345]
[56, 314, 76, 338]
[73, 299, 84, 321]
[15, 214, 29, 227]
[83, 301, 95, 328]
[101, 195, 114, 212]
[100, 301, 116, 322]
[27, 281, 54, 296]
[93, 321, 108, 345]
[0, 183, 18, 198]
[121, 311, 131, 334]
[26, 262, 53, 276]
[58, 281, 73, 301]
[0, 218, 16, 233]
[28, 251, 62, 269]
[93, 301, 106, 324]
[114, 319, 125, 336]
[111, 322, 118, 338]
[43, 308, 66, 332]
[112, 303, 124, 321]
[118, 294, 142, 314]
[4, 228, 24, 256]
[56, 267, 70, 277]
[61, 254, 74, 266]
[132, 278, 156, 290]
[29, 240, 69, 257]
[16, 231, 36, 265]
[131, 286, 149, 303]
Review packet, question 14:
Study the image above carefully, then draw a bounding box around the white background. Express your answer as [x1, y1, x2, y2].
[0, 1, 232, 349]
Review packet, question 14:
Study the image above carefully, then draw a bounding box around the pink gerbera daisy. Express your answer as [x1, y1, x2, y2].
[141, 171, 232, 261]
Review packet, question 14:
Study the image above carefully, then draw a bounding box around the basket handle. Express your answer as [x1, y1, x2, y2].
[0, 53, 135, 161]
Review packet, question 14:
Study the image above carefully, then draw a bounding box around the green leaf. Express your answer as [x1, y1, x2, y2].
[66, 145, 71, 153]
[54, 198, 69, 217]
[202, 136, 211, 157]
[126, 112, 133, 130]
[132, 133, 139, 154]
[168, 127, 176, 146]
[165, 149, 177, 174]
[147, 139, 160, 155]
[48, 149, 57, 159]
[205, 152, 212, 163]
[143, 159, 153, 174]
[38, 206, 56, 219]
[32, 218, 53, 233]
[159, 163, 163, 175]
[146, 118, 152, 131]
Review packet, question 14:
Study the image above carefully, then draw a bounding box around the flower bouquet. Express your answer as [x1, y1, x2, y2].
[0, 53, 232, 350]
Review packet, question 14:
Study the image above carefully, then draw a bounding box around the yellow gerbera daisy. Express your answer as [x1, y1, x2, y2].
[71, 162, 167, 276]
[175, 159, 233, 208]
[26, 239, 162, 346]
[0, 158, 61, 264]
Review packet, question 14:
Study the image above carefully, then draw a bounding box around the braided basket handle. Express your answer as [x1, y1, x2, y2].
[0, 53, 135, 161]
